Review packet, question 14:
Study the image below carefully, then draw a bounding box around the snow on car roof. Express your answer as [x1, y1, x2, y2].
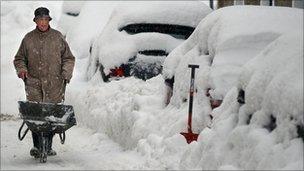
[66, 1, 118, 60]
[111, 1, 212, 28]
[62, 1, 84, 13]
[86, 1, 212, 80]
[163, 5, 303, 102]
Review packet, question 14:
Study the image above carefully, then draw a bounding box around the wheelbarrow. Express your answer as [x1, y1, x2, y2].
[17, 101, 77, 163]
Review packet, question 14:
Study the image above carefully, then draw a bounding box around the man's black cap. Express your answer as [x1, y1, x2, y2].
[33, 7, 52, 22]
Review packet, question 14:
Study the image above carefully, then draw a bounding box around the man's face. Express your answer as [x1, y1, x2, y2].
[35, 17, 50, 32]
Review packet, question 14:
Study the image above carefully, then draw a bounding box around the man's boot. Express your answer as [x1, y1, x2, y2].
[47, 133, 56, 156]
[30, 132, 39, 158]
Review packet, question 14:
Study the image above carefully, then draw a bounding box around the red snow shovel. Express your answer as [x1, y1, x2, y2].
[180, 64, 199, 144]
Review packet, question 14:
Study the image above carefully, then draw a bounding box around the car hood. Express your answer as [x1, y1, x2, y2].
[97, 31, 184, 75]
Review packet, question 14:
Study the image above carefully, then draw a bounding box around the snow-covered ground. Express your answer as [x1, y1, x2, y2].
[1, 1, 303, 170]
[1, 120, 149, 170]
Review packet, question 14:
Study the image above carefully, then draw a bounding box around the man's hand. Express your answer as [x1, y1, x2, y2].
[64, 79, 70, 84]
[18, 70, 28, 80]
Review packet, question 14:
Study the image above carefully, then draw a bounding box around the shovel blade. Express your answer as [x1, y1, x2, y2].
[180, 132, 199, 144]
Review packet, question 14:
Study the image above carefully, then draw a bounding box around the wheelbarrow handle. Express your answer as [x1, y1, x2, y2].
[59, 131, 66, 144]
[61, 80, 68, 104]
[18, 121, 29, 141]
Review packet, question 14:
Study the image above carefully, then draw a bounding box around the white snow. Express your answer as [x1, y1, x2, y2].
[65, 1, 118, 60]
[1, 2, 303, 170]
[1, 120, 148, 170]
[162, 5, 303, 170]
[86, 1, 212, 79]
[112, 1, 211, 28]
[182, 33, 303, 170]
[56, 1, 84, 35]
[61, 1, 83, 14]
[163, 5, 303, 103]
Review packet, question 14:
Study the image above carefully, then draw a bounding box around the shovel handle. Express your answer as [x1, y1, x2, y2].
[187, 65, 199, 132]
[59, 131, 66, 144]
[188, 64, 199, 69]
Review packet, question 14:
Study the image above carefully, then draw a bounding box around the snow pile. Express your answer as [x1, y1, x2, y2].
[159, 5, 303, 170]
[163, 6, 303, 104]
[178, 32, 303, 170]
[56, 1, 84, 35]
[65, 1, 118, 60]
[1, 1, 62, 115]
[68, 76, 166, 149]
[86, 1, 212, 80]
[68, 74, 212, 169]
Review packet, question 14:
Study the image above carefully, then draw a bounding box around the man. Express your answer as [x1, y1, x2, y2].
[13, 7, 75, 157]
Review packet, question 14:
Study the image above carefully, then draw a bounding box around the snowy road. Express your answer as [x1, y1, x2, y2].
[1, 118, 152, 170]
[1, 2, 303, 170]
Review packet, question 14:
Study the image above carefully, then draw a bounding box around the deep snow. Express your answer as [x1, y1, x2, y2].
[86, 1, 212, 80]
[64, 1, 118, 60]
[162, 5, 303, 170]
[1, 1, 303, 170]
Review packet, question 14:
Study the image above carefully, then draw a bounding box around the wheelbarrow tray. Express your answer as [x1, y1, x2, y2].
[18, 101, 76, 133]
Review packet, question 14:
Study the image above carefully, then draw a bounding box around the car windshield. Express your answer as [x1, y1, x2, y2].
[65, 12, 79, 17]
[119, 23, 195, 40]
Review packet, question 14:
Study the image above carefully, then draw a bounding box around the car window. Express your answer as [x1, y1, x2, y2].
[65, 12, 79, 17]
[138, 50, 168, 56]
[119, 23, 195, 40]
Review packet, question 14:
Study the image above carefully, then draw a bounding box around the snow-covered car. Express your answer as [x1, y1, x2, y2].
[86, 1, 212, 82]
[57, 1, 85, 35]
[163, 5, 303, 133]
[160, 6, 303, 169]
[163, 6, 303, 106]
[64, 2, 118, 60]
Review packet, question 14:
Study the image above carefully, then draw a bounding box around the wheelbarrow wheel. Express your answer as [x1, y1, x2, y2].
[40, 153, 47, 163]
[38, 133, 49, 163]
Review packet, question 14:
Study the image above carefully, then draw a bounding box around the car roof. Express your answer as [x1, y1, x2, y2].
[110, 1, 212, 29]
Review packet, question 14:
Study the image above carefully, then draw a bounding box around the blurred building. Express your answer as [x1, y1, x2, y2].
[216, 0, 303, 9]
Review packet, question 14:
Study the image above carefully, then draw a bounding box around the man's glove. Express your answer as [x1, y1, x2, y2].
[64, 79, 70, 84]
[18, 70, 28, 80]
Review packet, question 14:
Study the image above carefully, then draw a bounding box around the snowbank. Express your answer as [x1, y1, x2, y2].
[179, 32, 303, 170]
[86, 1, 212, 80]
[68, 74, 211, 169]
[160, 5, 303, 170]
